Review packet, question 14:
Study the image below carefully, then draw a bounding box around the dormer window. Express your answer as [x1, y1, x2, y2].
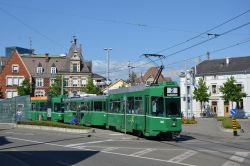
[37, 62, 43, 74]
[51, 63, 57, 74]
[37, 67, 43, 74]
[12, 64, 19, 73]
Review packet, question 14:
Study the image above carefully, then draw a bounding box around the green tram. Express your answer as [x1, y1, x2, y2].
[107, 81, 181, 138]
[30, 96, 64, 122]
[63, 95, 107, 126]
[62, 81, 181, 138]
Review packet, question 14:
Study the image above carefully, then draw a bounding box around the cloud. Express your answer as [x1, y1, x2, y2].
[92, 59, 154, 81]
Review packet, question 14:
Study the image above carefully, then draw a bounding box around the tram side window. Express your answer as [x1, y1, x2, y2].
[151, 97, 164, 116]
[94, 101, 102, 111]
[70, 102, 77, 111]
[54, 103, 64, 113]
[40, 102, 47, 112]
[110, 100, 120, 113]
[128, 97, 134, 114]
[32, 103, 36, 111]
[134, 97, 143, 114]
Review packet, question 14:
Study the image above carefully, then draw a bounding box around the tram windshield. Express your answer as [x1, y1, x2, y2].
[151, 97, 180, 117]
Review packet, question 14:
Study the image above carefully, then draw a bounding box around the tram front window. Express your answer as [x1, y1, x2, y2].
[151, 97, 164, 117]
[166, 99, 180, 116]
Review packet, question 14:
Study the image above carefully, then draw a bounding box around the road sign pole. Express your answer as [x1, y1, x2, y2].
[232, 118, 237, 136]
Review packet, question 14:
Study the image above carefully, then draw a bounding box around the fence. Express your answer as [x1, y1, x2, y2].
[0, 95, 31, 123]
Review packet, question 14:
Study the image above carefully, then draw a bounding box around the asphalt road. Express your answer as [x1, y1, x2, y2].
[0, 127, 250, 166]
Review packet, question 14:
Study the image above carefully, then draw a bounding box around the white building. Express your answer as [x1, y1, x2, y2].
[180, 56, 250, 118]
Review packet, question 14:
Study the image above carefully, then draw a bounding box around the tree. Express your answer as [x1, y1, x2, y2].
[81, 77, 102, 95]
[49, 75, 67, 97]
[17, 77, 32, 96]
[219, 76, 246, 109]
[193, 78, 211, 116]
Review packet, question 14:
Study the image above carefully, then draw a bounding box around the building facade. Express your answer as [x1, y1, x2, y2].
[0, 50, 31, 98]
[0, 37, 106, 98]
[180, 56, 250, 118]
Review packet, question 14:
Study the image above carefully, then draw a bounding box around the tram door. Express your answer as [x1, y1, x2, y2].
[144, 96, 149, 133]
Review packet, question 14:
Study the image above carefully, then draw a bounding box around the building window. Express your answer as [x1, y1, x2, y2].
[13, 77, 19, 85]
[50, 78, 55, 86]
[37, 67, 43, 74]
[12, 65, 19, 73]
[35, 90, 45, 97]
[51, 67, 57, 74]
[73, 64, 78, 72]
[187, 86, 190, 94]
[7, 77, 13, 86]
[19, 78, 24, 86]
[81, 78, 87, 86]
[72, 77, 78, 87]
[36, 78, 44, 87]
[64, 78, 69, 86]
[6, 90, 17, 98]
[212, 85, 217, 94]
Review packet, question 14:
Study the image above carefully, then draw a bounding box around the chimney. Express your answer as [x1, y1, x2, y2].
[45, 53, 49, 62]
[226, 57, 230, 65]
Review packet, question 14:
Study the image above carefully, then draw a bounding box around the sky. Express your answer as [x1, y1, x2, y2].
[0, 0, 249, 82]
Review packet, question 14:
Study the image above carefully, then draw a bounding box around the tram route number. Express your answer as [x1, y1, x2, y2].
[164, 87, 179, 96]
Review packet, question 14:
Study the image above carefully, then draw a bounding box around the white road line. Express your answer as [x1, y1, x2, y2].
[5, 131, 34, 135]
[168, 150, 197, 163]
[65, 139, 113, 147]
[222, 152, 249, 166]
[131, 148, 154, 156]
[7, 136, 195, 166]
[101, 147, 119, 152]
[109, 133, 124, 136]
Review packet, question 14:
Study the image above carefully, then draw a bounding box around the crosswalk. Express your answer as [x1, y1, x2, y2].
[66, 142, 250, 166]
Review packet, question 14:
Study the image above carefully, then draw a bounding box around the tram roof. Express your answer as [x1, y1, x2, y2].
[63, 95, 107, 102]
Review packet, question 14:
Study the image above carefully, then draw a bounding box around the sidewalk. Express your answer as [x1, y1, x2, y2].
[182, 118, 250, 140]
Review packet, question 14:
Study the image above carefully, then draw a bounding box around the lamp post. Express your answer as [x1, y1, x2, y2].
[104, 48, 112, 95]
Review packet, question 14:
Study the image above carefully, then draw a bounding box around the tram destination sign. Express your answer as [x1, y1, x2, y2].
[164, 87, 180, 97]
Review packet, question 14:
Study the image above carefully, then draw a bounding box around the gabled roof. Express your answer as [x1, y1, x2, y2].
[61, 39, 91, 73]
[92, 73, 106, 80]
[196, 56, 250, 76]
[21, 54, 66, 78]
[136, 67, 171, 83]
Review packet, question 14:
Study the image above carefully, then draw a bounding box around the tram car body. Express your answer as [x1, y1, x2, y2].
[30, 96, 64, 122]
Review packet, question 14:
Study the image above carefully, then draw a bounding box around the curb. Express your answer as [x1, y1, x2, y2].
[16, 124, 91, 134]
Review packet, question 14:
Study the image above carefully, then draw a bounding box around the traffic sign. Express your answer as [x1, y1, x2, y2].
[230, 109, 236, 117]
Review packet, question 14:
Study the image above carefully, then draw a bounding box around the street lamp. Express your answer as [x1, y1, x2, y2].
[104, 48, 112, 95]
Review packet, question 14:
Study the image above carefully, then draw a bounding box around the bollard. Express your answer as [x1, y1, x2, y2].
[232, 119, 237, 136]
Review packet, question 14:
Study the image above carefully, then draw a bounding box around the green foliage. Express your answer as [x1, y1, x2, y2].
[49, 75, 67, 97]
[81, 76, 102, 95]
[219, 76, 246, 107]
[17, 120, 89, 129]
[222, 118, 241, 129]
[17, 77, 32, 96]
[130, 71, 137, 86]
[193, 78, 211, 114]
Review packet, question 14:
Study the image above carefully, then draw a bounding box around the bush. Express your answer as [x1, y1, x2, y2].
[17, 120, 89, 129]
[221, 118, 241, 129]
[217, 116, 226, 121]
[182, 118, 197, 124]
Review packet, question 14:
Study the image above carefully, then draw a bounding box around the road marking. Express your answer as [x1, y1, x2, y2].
[168, 150, 197, 163]
[101, 147, 119, 152]
[7, 136, 195, 166]
[65, 139, 113, 147]
[109, 133, 124, 136]
[5, 131, 34, 135]
[131, 148, 154, 156]
[222, 152, 249, 166]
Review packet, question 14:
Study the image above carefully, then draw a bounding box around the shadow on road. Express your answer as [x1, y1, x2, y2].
[0, 150, 99, 166]
[0, 136, 12, 146]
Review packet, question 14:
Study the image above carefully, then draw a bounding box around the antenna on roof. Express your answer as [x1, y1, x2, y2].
[29, 36, 32, 55]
